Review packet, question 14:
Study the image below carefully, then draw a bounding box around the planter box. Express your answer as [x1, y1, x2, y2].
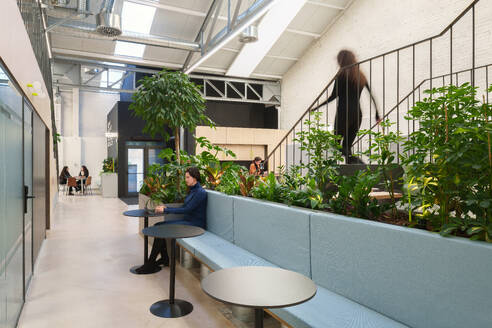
[101, 173, 118, 197]
[227, 194, 492, 328]
[137, 193, 184, 237]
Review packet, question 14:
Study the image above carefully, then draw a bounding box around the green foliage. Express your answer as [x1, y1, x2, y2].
[329, 170, 382, 219]
[101, 157, 117, 173]
[293, 111, 343, 193]
[251, 172, 287, 203]
[401, 83, 492, 241]
[215, 164, 244, 195]
[129, 69, 213, 141]
[238, 172, 258, 197]
[359, 120, 404, 217]
[285, 177, 328, 210]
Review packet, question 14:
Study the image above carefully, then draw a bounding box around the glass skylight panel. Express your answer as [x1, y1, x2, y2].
[114, 41, 146, 58]
[121, 1, 156, 34]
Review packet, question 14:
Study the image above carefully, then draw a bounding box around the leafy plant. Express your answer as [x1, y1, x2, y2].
[402, 83, 492, 241]
[215, 163, 244, 195]
[359, 119, 404, 217]
[238, 172, 258, 197]
[251, 172, 287, 203]
[293, 111, 343, 195]
[286, 177, 328, 210]
[101, 157, 117, 173]
[329, 170, 382, 219]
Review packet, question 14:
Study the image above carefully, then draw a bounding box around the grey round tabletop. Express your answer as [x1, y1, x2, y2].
[201, 266, 317, 309]
[123, 209, 164, 218]
[142, 224, 204, 239]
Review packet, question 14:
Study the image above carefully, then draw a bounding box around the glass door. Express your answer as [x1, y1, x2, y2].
[127, 148, 144, 195]
[23, 101, 33, 291]
[0, 65, 24, 327]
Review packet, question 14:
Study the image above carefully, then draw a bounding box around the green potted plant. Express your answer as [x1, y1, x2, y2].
[100, 157, 118, 197]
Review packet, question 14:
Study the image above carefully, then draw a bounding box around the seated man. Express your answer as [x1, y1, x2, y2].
[136, 167, 207, 273]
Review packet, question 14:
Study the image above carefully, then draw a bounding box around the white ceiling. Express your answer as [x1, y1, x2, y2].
[48, 0, 352, 80]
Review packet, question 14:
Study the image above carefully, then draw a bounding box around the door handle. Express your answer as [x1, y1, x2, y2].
[24, 185, 35, 214]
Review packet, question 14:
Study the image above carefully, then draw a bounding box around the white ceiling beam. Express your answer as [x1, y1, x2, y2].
[222, 47, 298, 61]
[250, 72, 282, 80]
[285, 28, 320, 38]
[52, 47, 226, 74]
[226, 0, 307, 77]
[306, 0, 345, 10]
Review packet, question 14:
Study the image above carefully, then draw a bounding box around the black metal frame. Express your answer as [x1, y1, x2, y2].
[265, 0, 486, 171]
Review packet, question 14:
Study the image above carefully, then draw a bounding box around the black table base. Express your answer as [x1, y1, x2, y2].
[131, 216, 161, 275]
[130, 264, 161, 275]
[150, 299, 193, 318]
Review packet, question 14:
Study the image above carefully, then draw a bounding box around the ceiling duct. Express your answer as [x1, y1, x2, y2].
[239, 25, 258, 43]
[96, 0, 122, 37]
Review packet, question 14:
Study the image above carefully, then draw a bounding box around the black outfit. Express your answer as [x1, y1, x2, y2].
[60, 172, 74, 194]
[77, 169, 89, 191]
[319, 74, 381, 163]
[137, 182, 208, 273]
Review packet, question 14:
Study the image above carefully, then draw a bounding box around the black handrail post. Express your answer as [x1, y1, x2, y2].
[472, 4, 475, 87]
[397, 50, 400, 164]
[450, 26, 453, 86]
[369, 59, 372, 163]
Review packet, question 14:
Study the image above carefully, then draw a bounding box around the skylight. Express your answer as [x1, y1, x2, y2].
[114, 41, 146, 58]
[121, 1, 156, 34]
[113, 1, 156, 58]
[227, 1, 307, 77]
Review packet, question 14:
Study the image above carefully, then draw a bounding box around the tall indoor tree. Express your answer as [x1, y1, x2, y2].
[129, 69, 213, 164]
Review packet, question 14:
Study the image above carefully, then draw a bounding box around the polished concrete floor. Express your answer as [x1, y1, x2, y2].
[18, 193, 280, 328]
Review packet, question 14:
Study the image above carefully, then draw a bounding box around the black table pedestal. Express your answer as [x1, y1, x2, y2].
[149, 238, 193, 318]
[130, 216, 161, 275]
[255, 308, 264, 328]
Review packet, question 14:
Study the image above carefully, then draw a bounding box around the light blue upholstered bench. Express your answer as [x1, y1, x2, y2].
[177, 191, 406, 328]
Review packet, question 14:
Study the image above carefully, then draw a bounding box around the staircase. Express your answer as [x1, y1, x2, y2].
[265, 0, 491, 173]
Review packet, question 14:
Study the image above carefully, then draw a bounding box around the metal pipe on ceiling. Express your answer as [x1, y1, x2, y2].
[49, 23, 201, 52]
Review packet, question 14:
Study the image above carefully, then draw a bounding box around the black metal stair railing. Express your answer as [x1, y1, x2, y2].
[265, 0, 488, 173]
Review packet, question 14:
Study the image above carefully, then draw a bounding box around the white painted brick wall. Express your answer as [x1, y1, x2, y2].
[280, 0, 492, 135]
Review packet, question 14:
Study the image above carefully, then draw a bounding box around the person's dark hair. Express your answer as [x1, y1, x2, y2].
[60, 166, 69, 178]
[254, 156, 262, 162]
[337, 49, 367, 89]
[81, 165, 88, 176]
[186, 167, 201, 183]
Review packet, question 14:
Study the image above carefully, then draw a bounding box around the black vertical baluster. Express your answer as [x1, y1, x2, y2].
[412, 45, 415, 147]
[397, 50, 400, 164]
[345, 72, 349, 163]
[326, 88, 329, 160]
[293, 129, 296, 168]
[383, 55, 386, 119]
[369, 60, 372, 163]
[336, 73, 339, 164]
[308, 105, 312, 166]
[429, 39, 433, 163]
[487, 66, 489, 104]
[472, 5, 475, 87]
[450, 26, 453, 86]
[357, 64, 360, 155]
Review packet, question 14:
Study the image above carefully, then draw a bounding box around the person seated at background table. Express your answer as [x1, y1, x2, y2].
[135, 167, 207, 273]
[249, 156, 264, 176]
[76, 165, 89, 192]
[59, 166, 74, 195]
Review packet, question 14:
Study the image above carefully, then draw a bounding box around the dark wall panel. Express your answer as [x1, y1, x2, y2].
[32, 113, 46, 264]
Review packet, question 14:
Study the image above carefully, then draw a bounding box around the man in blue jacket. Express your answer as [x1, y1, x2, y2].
[135, 167, 207, 273]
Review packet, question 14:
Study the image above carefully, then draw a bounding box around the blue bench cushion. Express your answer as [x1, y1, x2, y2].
[205, 190, 234, 242]
[271, 286, 408, 328]
[310, 211, 492, 328]
[232, 196, 311, 277]
[178, 232, 275, 271]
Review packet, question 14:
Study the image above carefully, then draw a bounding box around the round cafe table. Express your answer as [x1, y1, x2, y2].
[201, 266, 317, 328]
[142, 224, 204, 318]
[123, 209, 164, 275]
